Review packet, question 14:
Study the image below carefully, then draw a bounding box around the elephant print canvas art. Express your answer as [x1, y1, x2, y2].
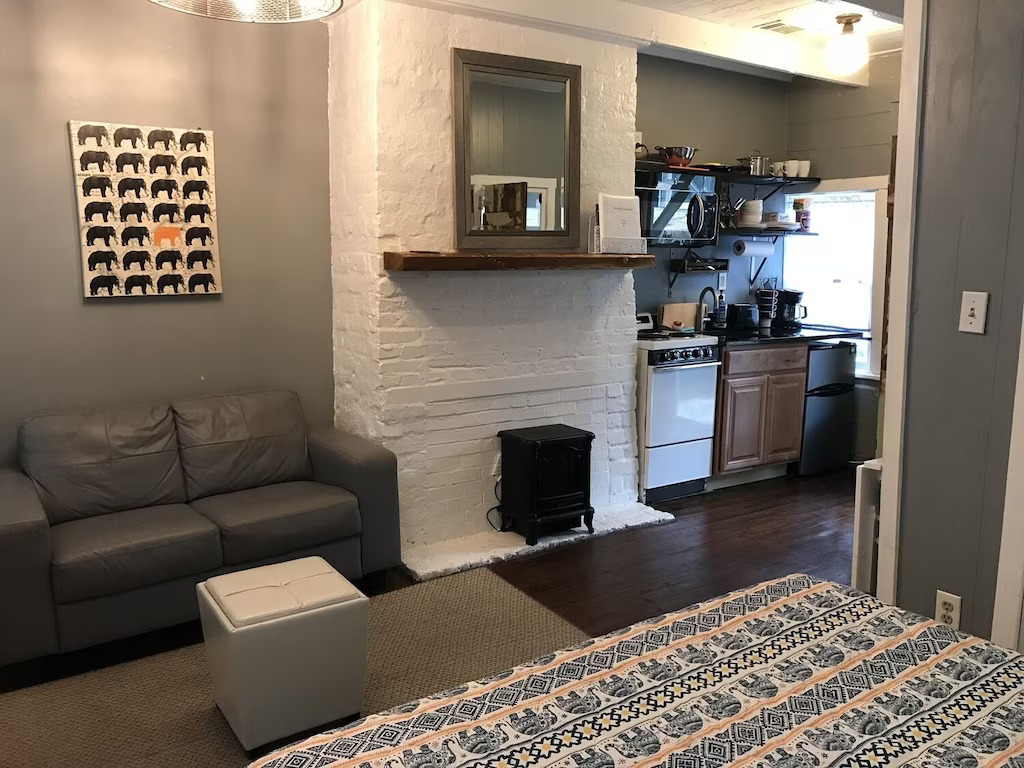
[69, 120, 222, 298]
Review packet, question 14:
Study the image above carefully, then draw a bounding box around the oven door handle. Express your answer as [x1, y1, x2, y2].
[651, 361, 721, 372]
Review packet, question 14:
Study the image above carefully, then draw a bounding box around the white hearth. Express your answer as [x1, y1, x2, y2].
[403, 503, 674, 581]
[328, 0, 658, 570]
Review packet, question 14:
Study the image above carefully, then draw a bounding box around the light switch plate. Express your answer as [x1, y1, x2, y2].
[959, 291, 989, 334]
[718, 273, 728, 291]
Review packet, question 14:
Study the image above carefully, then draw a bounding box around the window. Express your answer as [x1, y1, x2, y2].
[783, 178, 888, 376]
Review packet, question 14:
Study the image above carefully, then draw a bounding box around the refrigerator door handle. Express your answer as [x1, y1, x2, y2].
[806, 382, 856, 398]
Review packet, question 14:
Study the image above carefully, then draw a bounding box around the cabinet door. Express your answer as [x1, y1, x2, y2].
[763, 371, 807, 464]
[718, 375, 768, 473]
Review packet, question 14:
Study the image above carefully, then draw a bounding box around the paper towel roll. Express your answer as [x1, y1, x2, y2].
[732, 239, 775, 258]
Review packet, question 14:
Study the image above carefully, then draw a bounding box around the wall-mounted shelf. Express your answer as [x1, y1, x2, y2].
[635, 161, 821, 202]
[720, 228, 818, 238]
[383, 251, 655, 271]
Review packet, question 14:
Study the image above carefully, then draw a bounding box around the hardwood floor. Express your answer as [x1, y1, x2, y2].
[490, 470, 855, 637]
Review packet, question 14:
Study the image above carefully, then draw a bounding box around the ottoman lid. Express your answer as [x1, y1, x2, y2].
[206, 557, 362, 628]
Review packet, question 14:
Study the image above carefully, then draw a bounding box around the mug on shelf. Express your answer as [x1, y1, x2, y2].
[784, 160, 800, 177]
[798, 160, 811, 177]
[771, 161, 785, 177]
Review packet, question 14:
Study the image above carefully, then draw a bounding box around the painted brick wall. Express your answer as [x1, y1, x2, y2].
[329, 0, 641, 549]
[329, 0, 383, 440]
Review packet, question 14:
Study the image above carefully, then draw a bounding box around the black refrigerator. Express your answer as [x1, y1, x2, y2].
[798, 341, 857, 475]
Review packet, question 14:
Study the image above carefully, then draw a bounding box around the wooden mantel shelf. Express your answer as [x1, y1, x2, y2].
[383, 251, 655, 271]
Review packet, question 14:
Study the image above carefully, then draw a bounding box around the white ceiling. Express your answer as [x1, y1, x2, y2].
[621, 0, 903, 51]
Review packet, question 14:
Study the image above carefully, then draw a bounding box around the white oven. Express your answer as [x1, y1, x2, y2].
[636, 336, 720, 503]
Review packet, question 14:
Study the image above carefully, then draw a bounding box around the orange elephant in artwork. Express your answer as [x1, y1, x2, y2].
[153, 225, 182, 247]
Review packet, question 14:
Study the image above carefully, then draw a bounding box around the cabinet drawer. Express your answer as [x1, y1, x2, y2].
[724, 346, 808, 376]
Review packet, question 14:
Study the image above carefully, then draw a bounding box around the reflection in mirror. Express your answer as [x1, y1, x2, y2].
[467, 72, 566, 234]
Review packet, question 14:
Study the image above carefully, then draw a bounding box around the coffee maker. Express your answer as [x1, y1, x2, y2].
[773, 289, 808, 331]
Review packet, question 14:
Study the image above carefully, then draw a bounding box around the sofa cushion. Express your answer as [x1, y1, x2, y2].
[191, 481, 360, 565]
[19, 403, 187, 525]
[172, 390, 311, 501]
[51, 504, 222, 604]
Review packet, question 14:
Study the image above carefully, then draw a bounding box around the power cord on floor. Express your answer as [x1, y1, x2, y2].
[486, 476, 510, 532]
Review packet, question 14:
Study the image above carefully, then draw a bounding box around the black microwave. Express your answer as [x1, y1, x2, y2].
[635, 168, 719, 246]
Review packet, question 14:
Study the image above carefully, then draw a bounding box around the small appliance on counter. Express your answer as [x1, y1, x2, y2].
[636, 333, 721, 503]
[725, 303, 759, 334]
[774, 289, 808, 330]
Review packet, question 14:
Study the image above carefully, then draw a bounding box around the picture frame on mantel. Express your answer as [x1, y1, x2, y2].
[453, 48, 581, 252]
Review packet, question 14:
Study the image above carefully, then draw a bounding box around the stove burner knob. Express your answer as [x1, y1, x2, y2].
[682, 349, 692, 359]
[658, 351, 670, 363]
[671, 350, 681, 359]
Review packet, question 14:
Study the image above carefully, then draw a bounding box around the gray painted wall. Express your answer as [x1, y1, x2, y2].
[636, 54, 789, 166]
[634, 55, 789, 314]
[898, 1, 1024, 637]
[0, 0, 333, 465]
[787, 52, 901, 180]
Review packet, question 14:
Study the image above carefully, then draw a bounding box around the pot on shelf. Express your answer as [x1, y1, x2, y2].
[737, 150, 771, 176]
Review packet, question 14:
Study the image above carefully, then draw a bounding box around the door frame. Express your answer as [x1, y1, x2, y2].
[992, 316, 1024, 648]
[876, 0, 928, 605]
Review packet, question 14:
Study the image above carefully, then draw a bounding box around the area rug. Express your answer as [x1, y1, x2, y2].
[0, 569, 587, 768]
[403, 501, 674, 580]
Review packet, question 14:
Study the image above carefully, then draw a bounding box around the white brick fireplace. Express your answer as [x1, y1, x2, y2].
[328, 0, 668, 575]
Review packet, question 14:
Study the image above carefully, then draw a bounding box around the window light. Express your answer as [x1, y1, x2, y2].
[824, 13, 869, 76]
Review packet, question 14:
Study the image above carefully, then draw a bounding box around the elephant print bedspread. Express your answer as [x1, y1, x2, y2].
[251, 574, 1024, 768]
[69, 120, 221, 298]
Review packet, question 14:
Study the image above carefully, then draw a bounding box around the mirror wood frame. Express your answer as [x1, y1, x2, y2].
[453, 49, 582, 251]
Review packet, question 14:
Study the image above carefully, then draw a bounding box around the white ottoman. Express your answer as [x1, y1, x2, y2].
[197, 557, 369, 750]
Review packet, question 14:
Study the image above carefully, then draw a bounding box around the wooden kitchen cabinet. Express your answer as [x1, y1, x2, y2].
[718, 375, 768, 472]
[715, 346, 809, 474]
[763, 372, 807, 463]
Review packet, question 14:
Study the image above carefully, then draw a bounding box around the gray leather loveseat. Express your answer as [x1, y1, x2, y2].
[0, 389, 400, 667]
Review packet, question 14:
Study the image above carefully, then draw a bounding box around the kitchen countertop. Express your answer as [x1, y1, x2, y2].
[701, 328, 865, 347]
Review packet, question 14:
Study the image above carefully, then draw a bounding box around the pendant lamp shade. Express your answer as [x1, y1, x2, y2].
[147, 0, 343, 23]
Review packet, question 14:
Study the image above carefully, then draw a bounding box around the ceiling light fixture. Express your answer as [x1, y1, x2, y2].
[824, 13, 869, 76]
[147, 0, 343, 23]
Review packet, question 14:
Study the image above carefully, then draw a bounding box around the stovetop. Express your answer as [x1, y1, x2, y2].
[637, 333, 719, 352]
[637, 329, 696, 341]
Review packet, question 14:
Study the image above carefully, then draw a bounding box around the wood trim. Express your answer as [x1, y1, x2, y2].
[383, 251, 654, 271]
[877, 0, 928, 606]
[453, 49, 582, 252]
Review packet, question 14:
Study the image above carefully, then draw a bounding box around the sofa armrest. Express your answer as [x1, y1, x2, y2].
[308, 430, 401, 574]
[0, 468, 59, 665]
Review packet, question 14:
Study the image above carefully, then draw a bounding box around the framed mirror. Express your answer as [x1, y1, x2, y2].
[453, 49, 581, 251]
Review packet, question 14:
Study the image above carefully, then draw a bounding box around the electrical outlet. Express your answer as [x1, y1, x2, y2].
[635, 131, 643, 147]
[491, 453, 501, 477]
[959, 291, 989, 334]
[935, 590, 962, 630]
[718, 273, 728, 291]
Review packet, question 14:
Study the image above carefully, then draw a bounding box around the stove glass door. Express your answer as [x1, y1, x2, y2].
[646, 362, 719, 448]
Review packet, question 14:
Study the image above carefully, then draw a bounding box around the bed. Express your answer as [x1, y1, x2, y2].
[250, 574, 1024, 768]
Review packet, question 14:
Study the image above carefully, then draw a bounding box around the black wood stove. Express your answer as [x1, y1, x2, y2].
[497, 424, 595, 545]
